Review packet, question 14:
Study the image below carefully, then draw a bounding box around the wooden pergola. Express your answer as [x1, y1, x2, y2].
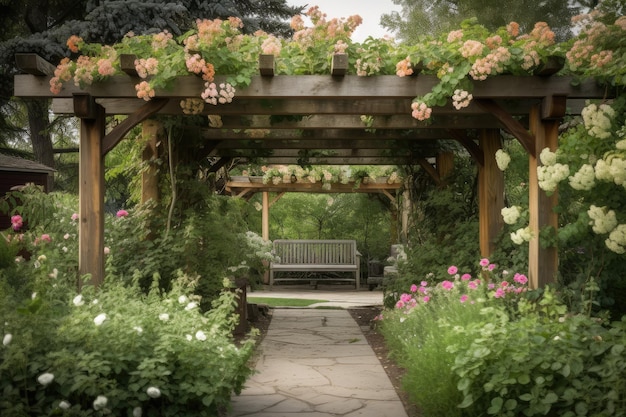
[14, 53, 611, 289]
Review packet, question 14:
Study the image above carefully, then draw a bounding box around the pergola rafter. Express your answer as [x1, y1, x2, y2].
[13, 53, 613, 288]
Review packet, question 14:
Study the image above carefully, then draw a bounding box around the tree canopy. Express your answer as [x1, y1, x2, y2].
[380, 0, 592, 42]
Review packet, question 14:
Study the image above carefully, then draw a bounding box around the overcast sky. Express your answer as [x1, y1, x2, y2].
[286, 0, 402, 42]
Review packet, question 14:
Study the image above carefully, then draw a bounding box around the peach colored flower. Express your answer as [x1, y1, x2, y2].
[66, 35, 82, 53]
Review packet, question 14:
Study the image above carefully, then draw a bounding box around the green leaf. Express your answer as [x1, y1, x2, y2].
[457, 377, 471, 391]
[611, 344, 624, 355]
[517, 374, 531, 384]
[519, 393, 534, 402]
[542, 392, 558, 404]
[487, 397, 503, 414]
[575, 401, 588, 416]
[458, 394, 475, 408]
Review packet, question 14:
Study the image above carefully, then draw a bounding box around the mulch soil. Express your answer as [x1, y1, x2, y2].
[245, 305, 422, 417]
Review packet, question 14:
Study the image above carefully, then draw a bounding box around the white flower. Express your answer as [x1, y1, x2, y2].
[93, 313, 107, 326]
[103, 247, 110, 255]
[616, 139, 626, 150]
[501, 206, 521, 225]
[59, 400, 71, 410]
[146, 386, 161, 398]
[510, 227, 532, 245]
[49, 268, 59, 279]
[195, 330, 207, 341]
[92, 299, 98, 304]
[186, 334, 193, 341]
[63, 233, 70, 240]
[158, 313, 169, 321]
[73, 295, 84, 306]
[93, 395, 108, 410]
[178, 295, 189, 304]
[539, 147, 557, 166]
[581, 102, 615, 139]
[133, 406, 143, 417]
[133, 326, 143, 334]
[587, 205, 617, 234]
[605, 224, 626, 254]
[568, 164, 596, 190]
[495, 149, 511, 171]
[3, 333, 12, 346]
[31, 292, 37, 299]
[185, 302, 198, 311]
[37, 372, 55, 386]
[37, 254, 47, 262]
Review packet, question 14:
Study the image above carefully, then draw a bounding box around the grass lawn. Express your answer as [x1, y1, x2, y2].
[247, 297, 329, 307]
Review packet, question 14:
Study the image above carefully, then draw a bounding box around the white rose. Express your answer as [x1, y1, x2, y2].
[146, 386, 161, 398]
[37, 372, 55, 386]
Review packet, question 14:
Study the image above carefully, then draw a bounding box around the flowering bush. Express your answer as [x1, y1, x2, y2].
[0, 276, 256, 416]
[380, 259, 626, 417]
[257, 164, 403, 189]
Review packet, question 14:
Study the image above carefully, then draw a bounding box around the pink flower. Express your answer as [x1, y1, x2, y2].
[501, 281, 509, 287]
[418, 286, 427, 294]
[461, 273, 472, 281]
[410, 284, 418, 293]
[488, 263, 496, 271]
[514, 273, 528, 285]
[441, 280, 454, 290]
[468, 280, 478, 290]
[460, 294, 469, 303]
[11, 215, 23, 231]
[116, 209, 129, 218]
[400, 293, 412, 303]
[71, 213, 79, 221]
[479, 258, 489, 267]
[395, 300, 405, 309]
[423, 296, 430, 303]
[494, 288, 506, 298]
[420, 281, 428, 287]
[447, 266, 458, 275]
[40, 234, 51, 243]
[411, 101, 432, 121]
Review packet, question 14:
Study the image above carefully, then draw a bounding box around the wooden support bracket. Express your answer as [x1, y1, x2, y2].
[259, 54, 275, 76]
[208, 157, 231, 173]
[15, 53, 56, 76]
[101, 98, 169, 155]
[270, 192, 285, 207]
[416, 157, 441, 186]
[331, 54, 348, 77]
[474, 98, 535, 157]
[447, 129, 484, 166]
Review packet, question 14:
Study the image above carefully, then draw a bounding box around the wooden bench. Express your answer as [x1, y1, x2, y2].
[269, 240, 361, 289]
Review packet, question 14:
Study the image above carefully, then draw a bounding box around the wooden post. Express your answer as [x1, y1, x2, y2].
[401, 182, 411, 244]
[261, 191, 270, 284]
[478, 129, 505, 257]
[262, 191, 270, 242]
[141, 120, 161, 205]
[528, 105, 559, 289]
[77, 98, 106, 288]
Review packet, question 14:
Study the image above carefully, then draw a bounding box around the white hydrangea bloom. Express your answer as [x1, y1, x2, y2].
[616, 139, 626, 150]
[608, 156, 626, 187]
[178, 295, 188, 304]
[93, 313, 107, 326]
[581, 103, 615, 139]
[195, 330, 207, 341]
[501, 206, 522, 225]
[605, 224, 626, 254]
[539, 147, 557, 166]
[510, 227, 532, 245]
[568, 164, 596, 190]
[594, 159, 612, 181]
[587, 205, 618, 234]
[495, 149, 511, 171]
[538, 163, 570, 192]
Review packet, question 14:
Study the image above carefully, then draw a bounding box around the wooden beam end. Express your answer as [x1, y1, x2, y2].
[331, 54, 348, 77]
[541, 95, 567, 120]
[120, 54, 139, 76]
[259, 54, 275, 77]
[15, 53, 56, 76]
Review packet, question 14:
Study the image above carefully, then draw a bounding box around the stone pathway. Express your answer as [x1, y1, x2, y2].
[228, 309, 407, 417]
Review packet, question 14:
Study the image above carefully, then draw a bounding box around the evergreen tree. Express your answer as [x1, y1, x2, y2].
[0, 0, 303, 168]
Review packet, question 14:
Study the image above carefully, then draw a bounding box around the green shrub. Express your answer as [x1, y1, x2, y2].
[0, 276, 256, 417]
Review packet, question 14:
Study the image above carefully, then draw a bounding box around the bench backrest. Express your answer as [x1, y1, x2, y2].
[273, 240, 358, 265]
